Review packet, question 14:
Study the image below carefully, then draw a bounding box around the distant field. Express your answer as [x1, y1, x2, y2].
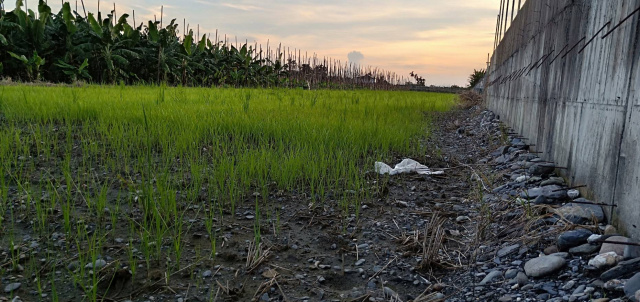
[0, 86, 454, 300]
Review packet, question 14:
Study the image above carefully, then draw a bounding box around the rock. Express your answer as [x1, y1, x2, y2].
[557, 229, 593, 251]
[589, 252, 622, 269]
[262, 269, 278, 278]
[505, 269, 519, 279]
[592, 299, 610, 302]
[636, 290, 640, 302]
[533, 195, 551, 204]
[563, 280, 576, 290]
[202, 270, 212, 278]
[383, 287, 399, 299]
[624, 273, 640, 302]
[479, 270, 502, 285]
[456, 216, 470, 223]
[588, 234, 603, 243]
[604, 279, 626, 291]
[497, 244, 520, 258]
[554, 201, 605, 224]
[625, 242, 640, 260]
[524, 255, 565, 277]
[604, 225, 618, 235]
[491, 146, 509, 157]
[528, 163, 556, 176]
[355, 259, 366, 266]
[572, 284, 586, 295]
[550, 252, 569, 259]
[4, 283, 21, 293]
[317, 276, 325, 283]
[515, 272, 528, 286]
[567, 189, 580, 199]
[260, 293, 270, 301]
[521, 185, 567, 200]
[600, 236, 629, 256]
[601, 257, 640, 281]
[541, 177, 565, 186]
[85, 259, 107, 270]
[544, 245, 559, 255]
[67, 261, 80, 271]
[498, 295, 512, 302]
[568, 243, 600, 255]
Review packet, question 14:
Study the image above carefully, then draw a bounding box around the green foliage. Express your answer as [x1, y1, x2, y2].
[0, 1, 288, 86]
[468, 68, 486, 88]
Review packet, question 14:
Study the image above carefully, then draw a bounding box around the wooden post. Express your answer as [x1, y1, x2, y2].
[494, 14, 500, 51]
[160, 5, 163, 27]
[504, 0, 510, 33]
[80, 0, 87, 18]
[498, 0, 505, 42]
[511, 0, 515, 22]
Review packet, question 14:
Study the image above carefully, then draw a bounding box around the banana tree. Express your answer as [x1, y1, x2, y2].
[85, 11, 139, 83]
[55, 57, 90, 82]
[8, 50, 45, 80]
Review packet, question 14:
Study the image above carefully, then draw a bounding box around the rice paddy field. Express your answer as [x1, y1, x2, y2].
[0, 85, 455, 301]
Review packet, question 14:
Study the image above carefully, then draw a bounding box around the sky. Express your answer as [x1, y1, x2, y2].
[7, 0, 509, 86]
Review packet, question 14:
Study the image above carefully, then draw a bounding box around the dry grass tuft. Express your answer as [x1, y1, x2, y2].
[456, 91, 484, 109]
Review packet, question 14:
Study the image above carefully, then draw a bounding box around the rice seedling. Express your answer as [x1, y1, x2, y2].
[0, 85, 454, 300]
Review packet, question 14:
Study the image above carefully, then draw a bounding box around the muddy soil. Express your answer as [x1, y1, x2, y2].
[1, 107, 517, 302]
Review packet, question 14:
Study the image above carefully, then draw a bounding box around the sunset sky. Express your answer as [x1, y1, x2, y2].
[9, 0, 511, 86]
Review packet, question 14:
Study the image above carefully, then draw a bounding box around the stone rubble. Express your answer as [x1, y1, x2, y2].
[443, 109, 639, 302]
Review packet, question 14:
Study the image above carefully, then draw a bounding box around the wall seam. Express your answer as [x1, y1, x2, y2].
[610, 2, 640, 220]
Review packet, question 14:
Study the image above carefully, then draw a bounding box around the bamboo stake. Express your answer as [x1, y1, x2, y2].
[80, 0, 87, 18]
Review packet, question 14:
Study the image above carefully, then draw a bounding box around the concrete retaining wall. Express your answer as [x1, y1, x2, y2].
[486, 0, 640, 238]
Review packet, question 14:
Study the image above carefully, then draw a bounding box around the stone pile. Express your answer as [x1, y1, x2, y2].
[457, 112, 640, 302]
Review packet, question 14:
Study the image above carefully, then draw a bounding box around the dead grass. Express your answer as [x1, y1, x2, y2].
[456, 91, 484, 109]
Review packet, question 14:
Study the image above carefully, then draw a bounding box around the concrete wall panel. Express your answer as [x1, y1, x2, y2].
[487, 0, 640, 238]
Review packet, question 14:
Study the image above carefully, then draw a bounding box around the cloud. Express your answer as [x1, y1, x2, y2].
[347, 51, 364, 65]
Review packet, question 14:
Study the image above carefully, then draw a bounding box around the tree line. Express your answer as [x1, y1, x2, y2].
[0, 1, 413, 89]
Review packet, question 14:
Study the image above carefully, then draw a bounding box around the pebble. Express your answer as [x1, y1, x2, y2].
[554, 201, 605, 224]
[85, 259, 107, 269]
[355, 259, 366, 266]
[202, 270, 212, 278]
[383, 287, 399, 299]
[515, 272, 528, 286]
[522, 185, 567, 200]
[505, 268, 519, 279]
[4, 283, 21, 293]
[624, 273, 640, 302]
[528, 163, 555, 176]
[456, 216, 470, 223]
[557, 229, 593, 251]
[601, 257, 640, 281]
[568, 243, 600, 255]
[567, 189, 580, 199]
[524, 255, 565, 277]
[563, 280, 576, 290]
[498, 295, 512, 302]
[604, 279, 626, 291]
[497, 244, 520, 258]
[479, 270, 502, 285]
[589, 252, 622, 269]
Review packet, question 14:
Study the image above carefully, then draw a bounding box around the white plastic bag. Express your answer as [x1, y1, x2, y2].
[374, 159, 444, 175]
